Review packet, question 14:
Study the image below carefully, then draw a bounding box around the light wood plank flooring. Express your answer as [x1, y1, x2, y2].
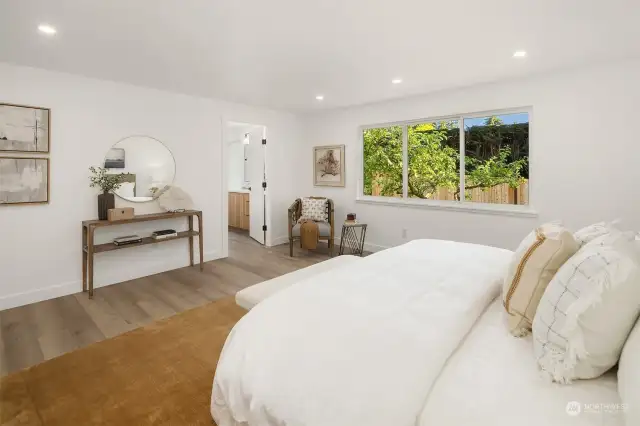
[0, 231, 331, 377]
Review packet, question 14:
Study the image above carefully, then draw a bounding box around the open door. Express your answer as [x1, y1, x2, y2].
[246, 128, 266, 244]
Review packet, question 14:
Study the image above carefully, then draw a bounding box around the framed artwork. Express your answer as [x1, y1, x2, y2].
[0, 157, 49, 205]
[0, 103, 51, 153]
[104, 147, 125, 168]
[314, 144, 345, 187]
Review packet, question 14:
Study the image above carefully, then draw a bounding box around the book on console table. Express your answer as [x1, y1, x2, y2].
[113, 235, 143, 246]
[151, 229, 178, 240]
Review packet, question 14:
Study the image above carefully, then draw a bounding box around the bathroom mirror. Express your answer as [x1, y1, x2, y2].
[104, 135, 176, 203]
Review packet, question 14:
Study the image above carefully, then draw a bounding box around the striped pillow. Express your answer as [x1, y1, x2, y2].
[534, 234, 640, 383]
[502, 223, 579, 337]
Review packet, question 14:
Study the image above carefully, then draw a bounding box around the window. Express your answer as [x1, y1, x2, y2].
[363, 126, 402, 197]
[463, 113, 529, 205]
[408, 120, 460, 200]
[361, 110, 530, 209]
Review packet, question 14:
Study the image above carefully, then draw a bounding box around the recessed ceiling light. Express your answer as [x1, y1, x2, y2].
[315, 95, 324, 101]
[38, 24, 57, 35]
[392, 78, 403, 84]
[513, 51, 527, 58]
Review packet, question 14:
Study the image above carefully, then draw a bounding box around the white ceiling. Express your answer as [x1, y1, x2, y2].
[0, 0, 639, 111]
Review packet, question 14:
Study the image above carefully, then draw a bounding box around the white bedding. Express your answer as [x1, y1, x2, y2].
[211, 239, 513, 426]
[419, 299, 624, 426]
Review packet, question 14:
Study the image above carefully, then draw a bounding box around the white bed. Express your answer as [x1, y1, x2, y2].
[211, 239, 625, 426]
[418, 300, 624, 425]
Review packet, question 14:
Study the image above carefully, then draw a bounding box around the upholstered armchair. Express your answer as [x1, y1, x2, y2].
[288, 197, 335, 257]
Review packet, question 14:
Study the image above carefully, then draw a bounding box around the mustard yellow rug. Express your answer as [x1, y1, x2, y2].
[0, 297, 246, 426]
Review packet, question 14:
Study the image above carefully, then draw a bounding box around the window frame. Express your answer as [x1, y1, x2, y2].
[357, 106, 536, 217]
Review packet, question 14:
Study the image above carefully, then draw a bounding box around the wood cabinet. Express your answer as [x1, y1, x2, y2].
[229, 192, 250, 230]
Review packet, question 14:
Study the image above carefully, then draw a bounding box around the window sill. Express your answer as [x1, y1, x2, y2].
[355, 196, 538, 218]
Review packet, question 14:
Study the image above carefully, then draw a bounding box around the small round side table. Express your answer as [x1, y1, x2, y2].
[338, 222, 368, 256]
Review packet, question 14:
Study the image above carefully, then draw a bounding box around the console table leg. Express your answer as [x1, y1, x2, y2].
[82, 225, 88, 292]
[197, 213, 204, 271]
[87, 225, 95, 298]
[188, 216, 194, 267]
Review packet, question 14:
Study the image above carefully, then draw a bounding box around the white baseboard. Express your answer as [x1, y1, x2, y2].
[269, 235, 290, 247]
[362, 241, 389, 253]
[331, 238, 388, 253]
[0, 280, 80, 312]
[0, 250, 222, 311]
[269, 235, 389, 253]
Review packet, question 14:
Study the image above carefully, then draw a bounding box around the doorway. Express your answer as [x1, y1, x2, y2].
[224, 121, 267, 247]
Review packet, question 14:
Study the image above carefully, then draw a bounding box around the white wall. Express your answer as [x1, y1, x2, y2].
[297, 60, 640, 251]
[227, 141, 245, 191]
[0, 63, 300, 310]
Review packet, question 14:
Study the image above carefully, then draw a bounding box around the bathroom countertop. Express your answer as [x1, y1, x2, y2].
[229, 189, 250, 194]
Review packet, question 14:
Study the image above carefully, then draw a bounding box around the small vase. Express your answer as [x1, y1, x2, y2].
[97, 192, 115, 220]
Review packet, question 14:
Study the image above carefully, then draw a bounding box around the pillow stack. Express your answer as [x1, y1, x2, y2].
[503, 221, 640, 388]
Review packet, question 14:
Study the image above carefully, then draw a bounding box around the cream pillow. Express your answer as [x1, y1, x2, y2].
[503, 223, 579, 337]
[533, 233, 640, 383]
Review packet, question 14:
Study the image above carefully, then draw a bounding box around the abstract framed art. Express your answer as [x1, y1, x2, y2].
[314, 145, 345, 187]
[0, 103, 51, 153]
[0, 157, 50, 205]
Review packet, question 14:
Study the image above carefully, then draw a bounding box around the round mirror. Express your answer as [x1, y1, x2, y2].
[104, 135, 176, 203]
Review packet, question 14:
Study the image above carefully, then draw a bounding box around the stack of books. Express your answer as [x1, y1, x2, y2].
[113, 235, 142, 246]
[152, 229, 178, 240]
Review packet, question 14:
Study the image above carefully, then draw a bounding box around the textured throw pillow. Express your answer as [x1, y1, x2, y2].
[618, 317, 640, 425]
[298, 197, 328, 223]
[574, 221, 616, 248]
[533, 235, 640, 383]
[503, 223, 579, 337]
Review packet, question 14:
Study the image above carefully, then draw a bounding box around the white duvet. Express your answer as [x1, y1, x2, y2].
[211, 239, 512, 426]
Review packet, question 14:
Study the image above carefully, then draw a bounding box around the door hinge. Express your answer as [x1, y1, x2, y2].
[262, 225, 267, 232]
[262, 181, 267, 189]
[262, 138, 267, 145]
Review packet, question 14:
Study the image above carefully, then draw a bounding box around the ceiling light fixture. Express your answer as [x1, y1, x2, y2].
[315, 95, 324, 101]
[38, 24, 57, 35]
[392, 78, 403, 84]
[513, 51, 527, 58]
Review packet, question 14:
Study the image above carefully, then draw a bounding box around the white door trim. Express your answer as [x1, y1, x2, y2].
[220, 118, 271, 258]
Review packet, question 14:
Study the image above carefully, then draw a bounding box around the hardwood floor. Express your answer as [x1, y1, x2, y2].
[0, 231, 331, 377]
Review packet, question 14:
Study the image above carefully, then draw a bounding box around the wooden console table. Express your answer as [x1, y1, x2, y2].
[82, 210, 203, 298]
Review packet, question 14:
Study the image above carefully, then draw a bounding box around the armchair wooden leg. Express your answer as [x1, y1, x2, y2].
[289, 239, 293, 257]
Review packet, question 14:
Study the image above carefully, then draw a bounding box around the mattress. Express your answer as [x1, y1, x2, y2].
[418, 299, 624, 426]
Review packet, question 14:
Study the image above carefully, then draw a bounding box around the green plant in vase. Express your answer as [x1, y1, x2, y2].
[89, 166, 130, 220]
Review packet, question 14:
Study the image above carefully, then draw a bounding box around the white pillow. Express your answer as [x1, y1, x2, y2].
[573, 221, 615, 248]
[619, 317, 640, 424]
[533, 234, 640, 383]
[298, 197, 328, 222]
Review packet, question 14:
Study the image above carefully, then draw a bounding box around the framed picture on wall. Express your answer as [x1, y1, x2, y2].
[314, 144, 345, 187]
[0, 103, 51, 153]
[0, 157, 50, 205]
